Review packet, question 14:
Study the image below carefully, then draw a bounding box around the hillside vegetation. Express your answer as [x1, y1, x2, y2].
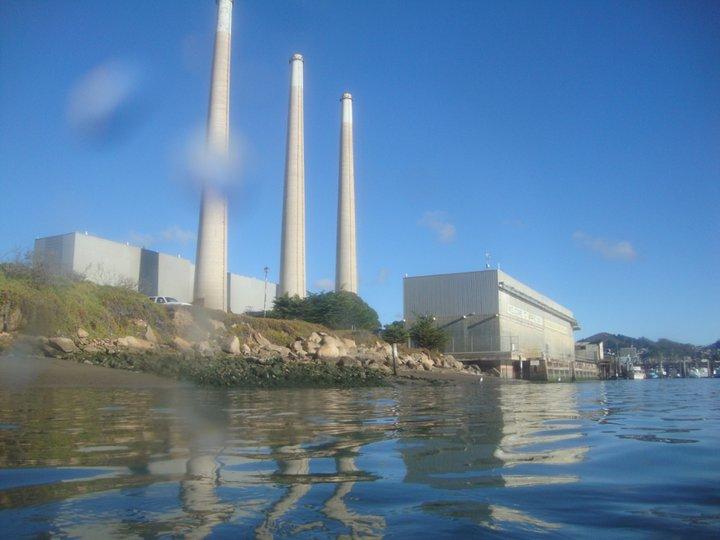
[0, 263, 173, 339]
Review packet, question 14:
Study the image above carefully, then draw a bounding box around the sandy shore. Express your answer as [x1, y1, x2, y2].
[0, 354, 186, 389]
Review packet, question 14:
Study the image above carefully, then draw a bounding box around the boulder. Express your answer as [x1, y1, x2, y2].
[420, 357, 434, 371]
[117, 336, 154, 352]
[316, 342, 340, 360]
[307, 332, 323, 344]
[337, 356, 362, 368]
[291, 339, 305, 353]
[172, 336, 193, 351]
[266, 343, 291, 357]
[222, 335, 241, 355]
[194, 341, 214, 357]
[144, 326, 159, 344]
[241, 343, 252, 356]
[77, 328, 89, 339]
[48, 337, 78, 354]
[340, 338, 357, 351]
[208, 319, 225, 332]
[250, 330, 272, 348]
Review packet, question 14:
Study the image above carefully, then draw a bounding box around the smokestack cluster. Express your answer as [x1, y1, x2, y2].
[193, 3, 360, 309]
[278, 58, 360, 298]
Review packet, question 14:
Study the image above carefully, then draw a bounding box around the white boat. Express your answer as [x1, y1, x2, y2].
[632, 366, 646, 380]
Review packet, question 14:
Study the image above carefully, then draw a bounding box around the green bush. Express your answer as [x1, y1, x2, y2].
[269, 291, 380, 331]
[409, 314, 448, 351]
[381, 321, 409, 344]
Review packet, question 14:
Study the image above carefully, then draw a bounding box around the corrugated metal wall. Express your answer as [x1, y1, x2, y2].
[403, 269, 577, 359]
[404, 270, 499, 321]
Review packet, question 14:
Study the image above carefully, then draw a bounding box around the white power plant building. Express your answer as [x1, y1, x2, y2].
[404, 269, 596, 380]
[34, 232, 275, 314]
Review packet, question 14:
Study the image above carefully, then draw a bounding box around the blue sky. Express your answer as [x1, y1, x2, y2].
[1, 1, 718, 344]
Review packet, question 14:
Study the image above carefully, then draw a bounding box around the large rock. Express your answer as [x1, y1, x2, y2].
[208, 319, 225, 332]
[48, 337, 78, 354]
[266, 343, 291, 357]
[77, 328, 89, 339]
[144, 326, 159, 344]
[194, 341, 214, 357]
[117, 336, 154, 352]
[337, 356, 362, 368]
[341, 338, 357, 350]
[420, 357, 434, 371]
[222, 335, 241, 355]
[249, 329, 272, 348]
[307, 332, 322, 344]
[317, 342, 340, 360]
[172, 336, 192, 351]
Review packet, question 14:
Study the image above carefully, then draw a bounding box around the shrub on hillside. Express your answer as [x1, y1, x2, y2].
[381, 321, 409, 344]
[270, 291, 380, 331]
[409, 314, 448, 351]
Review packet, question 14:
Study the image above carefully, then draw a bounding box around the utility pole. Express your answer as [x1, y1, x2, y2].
[263, 266, 269, 317]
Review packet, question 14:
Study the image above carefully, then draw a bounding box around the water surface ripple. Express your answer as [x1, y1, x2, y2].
[0, 378, 718, 538]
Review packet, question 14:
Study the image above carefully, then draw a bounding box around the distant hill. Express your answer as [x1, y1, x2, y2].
[579, 332, 716, 360]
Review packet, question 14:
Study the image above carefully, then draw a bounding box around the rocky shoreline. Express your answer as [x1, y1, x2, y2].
[0, 307, 482, 388]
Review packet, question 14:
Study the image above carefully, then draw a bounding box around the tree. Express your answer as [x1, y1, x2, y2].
[270, 291, 380, 331]
[409, 314, 448, 351]
[381, 321, 409, 344]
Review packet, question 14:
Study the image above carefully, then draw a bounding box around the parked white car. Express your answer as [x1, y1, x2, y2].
[149, 296, 191, 307]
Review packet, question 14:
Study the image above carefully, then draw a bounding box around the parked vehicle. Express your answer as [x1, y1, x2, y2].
[149, 296, 191, 307]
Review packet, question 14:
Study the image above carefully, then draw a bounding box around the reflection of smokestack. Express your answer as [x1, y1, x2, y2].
[335, 93, 358, 294]
[193, 0, 232, 311]
[279, 54, 306, 298]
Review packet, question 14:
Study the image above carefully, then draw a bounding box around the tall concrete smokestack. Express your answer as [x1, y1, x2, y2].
[193, 0, 232, 311]
[335, 93, 358, 294]
[279, 53, 306, 298]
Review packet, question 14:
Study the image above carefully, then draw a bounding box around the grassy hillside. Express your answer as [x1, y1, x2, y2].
[0, 263, 172, 339]
[0, 264, 380, 349]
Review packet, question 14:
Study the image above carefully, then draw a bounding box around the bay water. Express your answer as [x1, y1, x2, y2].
[0, 374, 718, 538]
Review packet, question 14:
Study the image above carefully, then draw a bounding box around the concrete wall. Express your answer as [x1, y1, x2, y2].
[72, 233, 141, 287]
[34, 232, 275, 311]
[34, 233, 76, 276]
[228, 273, 276, 314]
[139, 250, 195, 303]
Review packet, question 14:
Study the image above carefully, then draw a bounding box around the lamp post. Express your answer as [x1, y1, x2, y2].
[263, 266, 269, 317]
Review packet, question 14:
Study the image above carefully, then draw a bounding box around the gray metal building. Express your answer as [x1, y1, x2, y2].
[404, 269, 581, 378]
[34, 232, 276, 313]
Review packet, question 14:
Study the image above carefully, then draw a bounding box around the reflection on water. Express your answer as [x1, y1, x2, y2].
[0, 378, 719, 537]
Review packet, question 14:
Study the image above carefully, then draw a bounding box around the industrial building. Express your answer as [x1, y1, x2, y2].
[34, 232, 276, 314]
[404, 269, 597, 380]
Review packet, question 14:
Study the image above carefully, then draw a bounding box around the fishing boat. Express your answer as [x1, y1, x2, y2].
[632, 366, 646, 380]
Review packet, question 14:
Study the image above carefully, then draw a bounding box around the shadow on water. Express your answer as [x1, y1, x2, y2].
[0, 372, 718, 537]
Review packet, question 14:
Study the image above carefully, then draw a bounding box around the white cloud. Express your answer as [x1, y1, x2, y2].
[572, 231, 637, 261]
[130, 226, 195, 248]
[313, 278, 334, 291]
[419, 211, 456, 243]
